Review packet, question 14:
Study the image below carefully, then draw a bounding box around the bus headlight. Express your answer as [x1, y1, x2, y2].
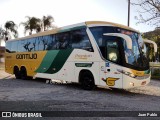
[129, 73, 136, 78]
[130, 82, 134, 86]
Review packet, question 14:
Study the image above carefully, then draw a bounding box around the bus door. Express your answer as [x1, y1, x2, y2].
[99, 33, 133, 89]
[100, 38, 123, 88]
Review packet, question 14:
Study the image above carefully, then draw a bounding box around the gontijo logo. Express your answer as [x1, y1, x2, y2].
[102, 77, 119, 86]
[16, 53, 37, 59]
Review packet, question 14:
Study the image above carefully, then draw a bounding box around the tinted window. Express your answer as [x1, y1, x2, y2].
[90, 26, 117, 47]
[11, 41, 18, 53]
[71, 28, 92, 51]
[89, 27, 103, 46]
[55, 32, 70, 49]
[46, 35, 56, 50]
[106, 40, 120, 63]
[5, 41, 12, 53]
[36, 35, 55, 51]
[20, 40, 29, 52]
[27, 38, 37, 51]
[38, 36, 48, 51]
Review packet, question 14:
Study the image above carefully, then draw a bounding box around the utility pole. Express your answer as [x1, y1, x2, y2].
[128, 0, 130, 26]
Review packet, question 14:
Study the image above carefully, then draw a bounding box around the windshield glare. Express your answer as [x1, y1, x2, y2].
[123, 32, 141, 66]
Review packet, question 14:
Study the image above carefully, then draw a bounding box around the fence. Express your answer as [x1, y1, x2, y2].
[150, 62, 160, 79]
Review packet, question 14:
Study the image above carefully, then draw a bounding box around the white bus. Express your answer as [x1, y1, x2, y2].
[5, 21, 152, 90]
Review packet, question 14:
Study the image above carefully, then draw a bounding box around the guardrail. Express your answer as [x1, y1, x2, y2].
[150, 62, 160, 79]
[150, 62, 160, 67]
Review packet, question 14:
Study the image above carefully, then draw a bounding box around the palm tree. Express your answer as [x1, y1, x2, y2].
[20, 16, 41, 35]
[0, 27, 5, 40]
[0, 27, 5, 46]
[0, 21, 18, 42]
[42, 15, 55, 31]
[4, 21, 18, 41]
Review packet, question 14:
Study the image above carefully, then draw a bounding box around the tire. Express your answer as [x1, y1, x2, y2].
[80, 71, 95, 90]
[20, 67, 28, 80]
[14, 67, 21, 79]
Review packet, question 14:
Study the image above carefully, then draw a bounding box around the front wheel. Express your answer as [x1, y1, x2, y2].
[80, 71, 95, 90]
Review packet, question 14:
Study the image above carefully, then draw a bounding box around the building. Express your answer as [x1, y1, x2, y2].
[0, 39, 5, 63]
[0, 46, 5, 62]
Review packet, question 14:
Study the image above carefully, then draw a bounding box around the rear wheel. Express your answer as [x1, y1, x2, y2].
[20, 67, 28, 80]
[80, 71, 95, 90]
[14, 67, 21, 79]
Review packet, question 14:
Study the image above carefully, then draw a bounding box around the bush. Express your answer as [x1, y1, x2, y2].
[152, 68, 160, 76]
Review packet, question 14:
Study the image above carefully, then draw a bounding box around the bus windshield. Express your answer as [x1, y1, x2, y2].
[90, 26, 149, 70]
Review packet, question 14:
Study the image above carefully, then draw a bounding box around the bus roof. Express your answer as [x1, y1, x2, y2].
[85, 21, 139, 33]
[9, 21, 139, 41]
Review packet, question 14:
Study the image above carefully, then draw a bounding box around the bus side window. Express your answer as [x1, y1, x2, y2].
[71, 28, 93, 52]
[17, 41, 21, 52]
[55, 32, 70, 49]
[89, 27, 103, 46]
[26, 38, 37, 52]
[46, 34, 56, 50]
[11, 41, 18, 53]
[17, 40, 27, 52]
[38, 36, 47, 51]
[22, 40, 30, 52]
[6, 41, 12, 53]
[106, 41, 120, 63]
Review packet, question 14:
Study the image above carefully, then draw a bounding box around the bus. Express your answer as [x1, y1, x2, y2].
[143, 39, 158, 62]
[5, 21, 152, 90]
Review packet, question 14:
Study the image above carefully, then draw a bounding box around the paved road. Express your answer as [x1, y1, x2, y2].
[0, 72, 160, 120]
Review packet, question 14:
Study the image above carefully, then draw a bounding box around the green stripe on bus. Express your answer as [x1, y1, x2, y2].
[145, 69, 150, 74]
[35, 50, 59, 73]
[45, 49, 73, 74]
[36, 49, 73, 74]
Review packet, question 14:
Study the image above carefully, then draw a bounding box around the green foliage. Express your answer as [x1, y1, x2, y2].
[20, 16, 41, 35]
[42, 15, 55, 31]
[5, 21, 18, 39]
[20, 15, 55, 35]
[0, 21, 18, 41]
[0, 27, 5, 39]
[143, 29, 160, 43]
[152, 68, 160, 76]
[143, 28, 160, 61]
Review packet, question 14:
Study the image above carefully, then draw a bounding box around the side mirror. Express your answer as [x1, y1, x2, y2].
[143, 39, 157, 53]
[103, 33, 132, 50]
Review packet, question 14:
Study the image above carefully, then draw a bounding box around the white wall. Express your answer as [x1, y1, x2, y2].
[0, 39, 5, 46]
[0, 58, 4, 63]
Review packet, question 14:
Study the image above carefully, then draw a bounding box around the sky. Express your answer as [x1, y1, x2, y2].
[0, 0, 156, 38]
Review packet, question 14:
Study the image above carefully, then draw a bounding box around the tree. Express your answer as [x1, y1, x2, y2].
[20, 15, 56, 36]
[0, 27, 5, 40]
[131, 0, 160, 27]
[0, 21, 18, 41]
[143, 28, 160, 61]
[20, 16, 41, 35]
[42, 15, 55, 31]
[143, 29, 160, 42]
[0, 27, 5, 47]
[4, 21, 18, 41]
